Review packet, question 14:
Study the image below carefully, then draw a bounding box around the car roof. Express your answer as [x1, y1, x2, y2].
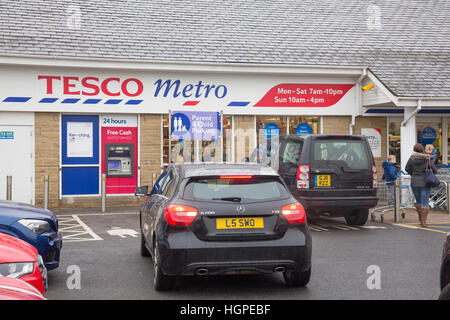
[278, 134, 367, 141]
[172, 163, 280, 179]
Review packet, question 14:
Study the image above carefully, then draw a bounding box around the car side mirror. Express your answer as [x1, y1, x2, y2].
[135, 186, 149, 197]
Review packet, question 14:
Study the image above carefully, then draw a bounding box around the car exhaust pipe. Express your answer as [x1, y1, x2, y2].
[274, 266, 286, 273]
[196, 268, 209, 276]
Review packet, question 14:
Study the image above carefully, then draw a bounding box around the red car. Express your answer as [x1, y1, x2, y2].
[0, 276, 46, 300]
[0, 233, 47, 296]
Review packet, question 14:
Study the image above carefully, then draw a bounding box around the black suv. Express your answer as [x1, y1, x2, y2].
[249, 134, 378, 225]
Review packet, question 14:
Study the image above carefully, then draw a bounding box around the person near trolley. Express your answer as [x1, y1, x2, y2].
[405, 143, 437, 227]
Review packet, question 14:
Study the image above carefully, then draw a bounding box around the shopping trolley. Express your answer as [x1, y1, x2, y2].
[371, 175, 414, 223]
[430, 166, 450, 211]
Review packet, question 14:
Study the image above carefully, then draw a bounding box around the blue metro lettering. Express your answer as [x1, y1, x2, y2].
[154, 79, 228, 99]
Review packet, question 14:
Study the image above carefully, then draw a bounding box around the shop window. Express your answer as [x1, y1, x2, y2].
[389, 122, 401, 168]
[288, 116, 320, 135]
[256, 116, 287, 147]
[417, 121, 441, 164]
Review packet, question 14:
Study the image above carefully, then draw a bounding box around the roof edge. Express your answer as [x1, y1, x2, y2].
[0, 53, 367, 76]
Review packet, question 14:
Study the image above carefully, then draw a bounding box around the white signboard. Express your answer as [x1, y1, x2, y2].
[67, 122, 93, 157]
[361, 128, 382, 158]
[0, 65, 358, 116]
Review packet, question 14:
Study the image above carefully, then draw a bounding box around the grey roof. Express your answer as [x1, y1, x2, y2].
[0, 0, 449, 97]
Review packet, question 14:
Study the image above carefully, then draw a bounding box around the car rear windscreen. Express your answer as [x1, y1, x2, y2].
[183, 176, 288, 203]
[312, 140, 371, 170]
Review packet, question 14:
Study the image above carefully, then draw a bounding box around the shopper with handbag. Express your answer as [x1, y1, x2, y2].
[405, 143, 437, 227]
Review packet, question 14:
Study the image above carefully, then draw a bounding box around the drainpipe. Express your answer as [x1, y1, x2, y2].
[349, 67, 368, 134]
[401, 99, 422, 127]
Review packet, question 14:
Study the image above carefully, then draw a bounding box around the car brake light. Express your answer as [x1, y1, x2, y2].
[296, 165, 310, 189]
[219, 175, 253, 179]
[372, 165, 377, 189]
[281, 203, 306, 224]
[164, 205, 198, 227]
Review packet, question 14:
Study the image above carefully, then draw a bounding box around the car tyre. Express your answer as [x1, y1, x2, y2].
[438, 283, 450, 300]
[153, 242, 176, 291]
[344, 209, 369, 226]
[283, 267, 311, 287]
[140, 234, 151, 257]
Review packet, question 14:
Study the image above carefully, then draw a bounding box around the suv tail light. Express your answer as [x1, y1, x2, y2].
[372, 165, 378, 188]
[296, 165, 310, 189]
[164, 205, 198, 227]
[282, 203, 306, 224]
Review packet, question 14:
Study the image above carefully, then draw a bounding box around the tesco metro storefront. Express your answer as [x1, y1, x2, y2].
[0, 58, 390, 209]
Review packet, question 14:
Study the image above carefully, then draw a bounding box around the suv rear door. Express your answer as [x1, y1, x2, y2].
[308, 136, 374, 190]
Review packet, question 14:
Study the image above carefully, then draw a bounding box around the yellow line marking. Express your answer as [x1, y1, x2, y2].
[392, 223, 448, 234]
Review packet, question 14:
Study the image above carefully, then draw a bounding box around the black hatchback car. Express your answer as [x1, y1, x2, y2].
[439, 232, 450, 300]
[135, 163, 312, 290]
[249, 134, 378, 225]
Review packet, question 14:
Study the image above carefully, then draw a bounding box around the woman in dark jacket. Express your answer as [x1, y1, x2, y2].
[405, 143, 437, 227]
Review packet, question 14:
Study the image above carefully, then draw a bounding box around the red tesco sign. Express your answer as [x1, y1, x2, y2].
[38, 75, 144, 97]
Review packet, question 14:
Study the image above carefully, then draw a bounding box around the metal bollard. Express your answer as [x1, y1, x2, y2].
[394, 178, 400, 222]
[101, 174, 106, 213]
[6, 175, 12, 200]
[152, 172, 157, 187]
[43, 175, 49, 209]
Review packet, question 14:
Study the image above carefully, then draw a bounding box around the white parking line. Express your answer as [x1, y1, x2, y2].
[58, 215, 103, 242]
[309, 223, 386, 232]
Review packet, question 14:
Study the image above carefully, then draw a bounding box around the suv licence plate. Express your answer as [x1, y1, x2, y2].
[216, 217, 264, 229]
[315, 175, 331, 187]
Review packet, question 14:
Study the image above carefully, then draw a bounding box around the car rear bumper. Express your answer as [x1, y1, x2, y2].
[158, 228, 311, 276]
[300, 196, 378, 209]
[294, 189, 378, 213]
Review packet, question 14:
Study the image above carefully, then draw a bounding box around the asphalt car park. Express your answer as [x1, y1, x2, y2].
[44, 211, 445, 300]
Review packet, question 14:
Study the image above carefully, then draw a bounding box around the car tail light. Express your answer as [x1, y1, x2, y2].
[372, 165, 378, 188]
[219, 175, 253, 179]
[296, 165, 310, 189]
[164, 205, 198, 227]
[281, 203, 306, 224]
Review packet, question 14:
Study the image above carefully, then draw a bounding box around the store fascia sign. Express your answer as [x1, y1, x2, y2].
[37, 75, 228, 99]
[0, 68, 356, 115]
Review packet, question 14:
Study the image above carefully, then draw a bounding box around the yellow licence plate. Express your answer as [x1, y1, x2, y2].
[315, 175, 331, 187]
[216, 217, 264, 229]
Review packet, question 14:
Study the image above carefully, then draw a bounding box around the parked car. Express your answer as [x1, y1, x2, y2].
[249, 134, 378, 225]
[0, 276, 46, 300]
[136, 163, 312, 290]
[439, 232, 450, 300]
[0, 200, 62, 271]
[0, 233, 47, 296]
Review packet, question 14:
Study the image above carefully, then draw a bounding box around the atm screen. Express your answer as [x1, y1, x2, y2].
[108, 160, 121, 170]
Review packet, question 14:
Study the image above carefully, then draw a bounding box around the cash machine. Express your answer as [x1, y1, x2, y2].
[105, 143, 134, 177]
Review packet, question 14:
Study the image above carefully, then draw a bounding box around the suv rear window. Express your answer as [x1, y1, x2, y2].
[281, 140, 303, 165]
[312, 140, 370, 170]
[183, 176, 288, 203]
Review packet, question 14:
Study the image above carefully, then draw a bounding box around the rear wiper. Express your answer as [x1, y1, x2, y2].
[212, 197, 242, 202]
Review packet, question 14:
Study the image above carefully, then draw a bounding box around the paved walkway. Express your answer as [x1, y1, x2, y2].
[371, 205, 450, 234]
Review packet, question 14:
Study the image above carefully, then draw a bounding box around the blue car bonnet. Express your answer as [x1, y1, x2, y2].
[0, 200, 55, 225]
